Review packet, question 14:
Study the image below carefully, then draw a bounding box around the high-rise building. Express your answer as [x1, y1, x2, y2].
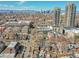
[53, 7, 61, 26]
[65, 2, 76, 27]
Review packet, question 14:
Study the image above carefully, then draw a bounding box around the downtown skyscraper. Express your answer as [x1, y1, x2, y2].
[65, 3, 76, 27]
[53, 7, 61, 26]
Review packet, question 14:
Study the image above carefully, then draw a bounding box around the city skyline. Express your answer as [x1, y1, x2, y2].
[0, 1, 79, 11]
[0, 1, 79, 58]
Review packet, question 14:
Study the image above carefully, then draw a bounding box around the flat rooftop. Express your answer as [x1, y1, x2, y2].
[7, 42, 17, 48]
[0, 53, 15, 58]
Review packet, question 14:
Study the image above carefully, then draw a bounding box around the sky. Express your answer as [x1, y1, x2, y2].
[0, 1, 79, 11]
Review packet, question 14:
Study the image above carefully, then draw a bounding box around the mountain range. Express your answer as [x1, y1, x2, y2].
[0, 10, 79, 14]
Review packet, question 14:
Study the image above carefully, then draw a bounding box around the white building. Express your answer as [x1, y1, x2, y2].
[37, 26, 53, 32]
[64, 28, 79, 34]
